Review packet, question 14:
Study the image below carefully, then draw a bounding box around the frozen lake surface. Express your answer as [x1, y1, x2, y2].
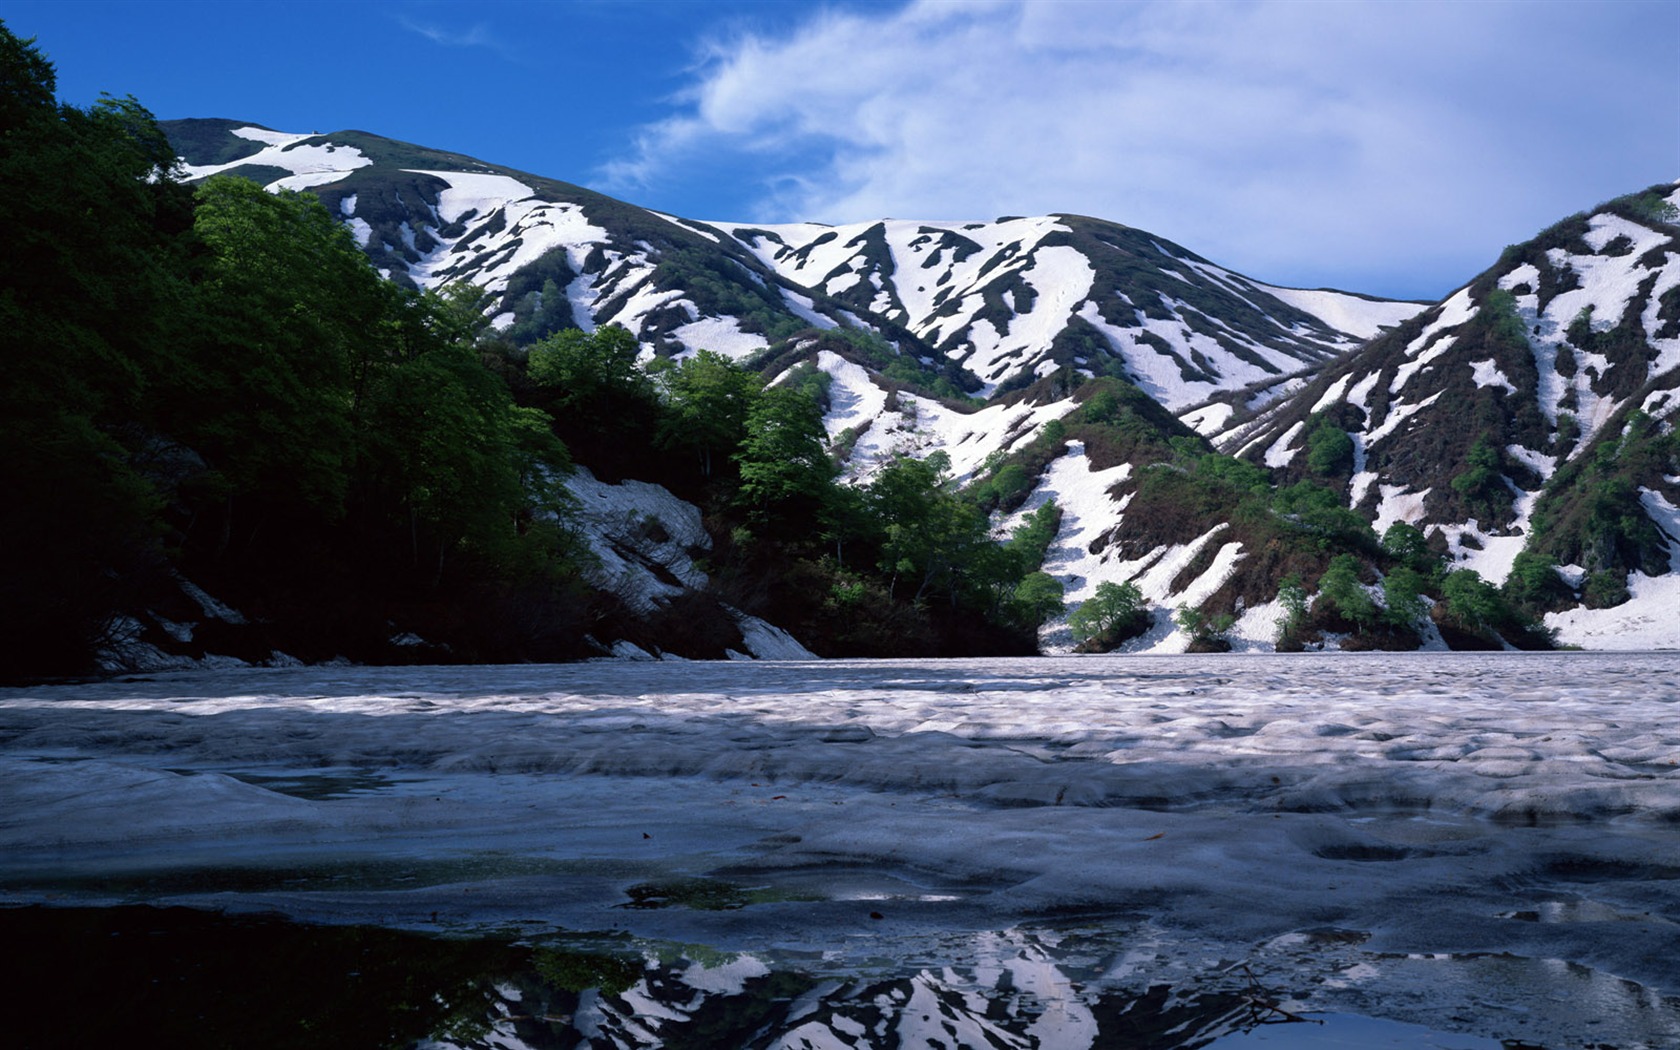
[2, 653, 1678, 1048]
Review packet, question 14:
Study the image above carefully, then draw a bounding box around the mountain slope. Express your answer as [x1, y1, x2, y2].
[1221, 184, 1680, 645]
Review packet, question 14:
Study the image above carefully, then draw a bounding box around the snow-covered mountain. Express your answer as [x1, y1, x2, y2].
[716, 215, 1421, 403]
[1223, 185, 1680, 646]
[163, 120, 1421, 405]
[820, 185, 1680, 653]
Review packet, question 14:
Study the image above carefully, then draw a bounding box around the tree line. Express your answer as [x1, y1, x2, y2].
[0, 23, 1058, 676]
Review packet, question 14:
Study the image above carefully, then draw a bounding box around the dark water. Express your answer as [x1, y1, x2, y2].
[0, 905, 1555, 1050]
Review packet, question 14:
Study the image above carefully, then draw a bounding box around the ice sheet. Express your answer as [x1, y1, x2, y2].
[3, 654, 1677, 1047]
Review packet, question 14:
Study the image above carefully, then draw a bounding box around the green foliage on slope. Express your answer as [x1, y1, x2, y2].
[0, 23, 593, 675]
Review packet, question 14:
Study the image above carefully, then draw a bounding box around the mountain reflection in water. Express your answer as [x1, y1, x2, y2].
[0, 905, 1581, 1050]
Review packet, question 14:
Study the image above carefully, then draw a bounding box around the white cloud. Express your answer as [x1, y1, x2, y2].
[600, 0, 1679, 298]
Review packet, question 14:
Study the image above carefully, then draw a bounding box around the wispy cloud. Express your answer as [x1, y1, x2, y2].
[600, 0, 1679, 298]
[396, 14, 512, 57]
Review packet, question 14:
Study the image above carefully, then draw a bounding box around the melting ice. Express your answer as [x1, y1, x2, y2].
[2, 653, 1677, 1048]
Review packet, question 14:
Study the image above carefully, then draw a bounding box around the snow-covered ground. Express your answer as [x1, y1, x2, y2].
[2, 654, 1677, 1048]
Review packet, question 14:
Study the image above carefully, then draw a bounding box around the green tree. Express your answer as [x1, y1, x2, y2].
[1582, 570, 1630, 609]
[1007, 500, 1061, 569]
[1317, 553, 1378, 627]
[171, 176, 395, 524]
[1381, 566, 1429, 628]
[526, 324, 662, 474]
[1275, 574, 1309, 645]
[1380, 521, 1432, 570]
[1175, 604, 1235, 649]
[362, 335, 571, 584]
[1274, 482, 1376, 551]
[735, 385, 836, 530]
[1450, 436, 1509, 523]
[1481, 288, 1529, 346]
[1442, 569, 1503, 628]
[0, 25, 194, 672]
[1304, 415, 1355, 476]
[1503, 550, 1571, 615]
[867, 452, 989, 603]
[655, 350, 763, 479]
[1069, 581, 1147, 641]
[1009, 572, 1066, 630]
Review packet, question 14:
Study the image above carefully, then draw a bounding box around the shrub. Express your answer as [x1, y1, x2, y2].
[1503, 550, 1573, 615]
[1275, 574, 1309, 647]
[1380, 522, 1432, 571]
[1316, 553, 1378, 628]
[1381, 566, 1429, 627]
[1442, 569, 1503, 628]
[1582, 570, 1630, 609]
[1274, 482, 1377, 551]
[1069, 581, 1147, 641]
[1304, 414, 1355, 476]
[1010, 572, 1066, 630]
[1175, 604, 1234, 652]
[1450, 437, 1511, 524]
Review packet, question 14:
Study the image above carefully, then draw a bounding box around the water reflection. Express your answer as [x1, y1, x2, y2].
[0, 905, 1614, 1050]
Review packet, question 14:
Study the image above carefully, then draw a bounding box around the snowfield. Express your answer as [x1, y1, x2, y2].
[2, 654, 1678, 1048]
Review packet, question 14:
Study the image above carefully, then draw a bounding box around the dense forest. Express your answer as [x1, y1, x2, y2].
[0, 24, 1060, 678]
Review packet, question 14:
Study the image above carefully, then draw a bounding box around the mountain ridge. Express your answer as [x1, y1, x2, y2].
[162, 121, 1425, 402]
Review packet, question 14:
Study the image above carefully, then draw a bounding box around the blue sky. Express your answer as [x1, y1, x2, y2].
[4, 0, 1676, 301]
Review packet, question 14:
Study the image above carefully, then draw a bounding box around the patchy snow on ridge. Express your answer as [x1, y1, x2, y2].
[961, 245, 1095, 392]
[1252, 283, 1428, 340]
[227, 126, 309, 147]
[177, 127, 372, 184]
[1263, 420, 1305, 468]
[403, 169, 611, 299]
[1371, 484, 1432, 535]
[836, 384, 1078, 487]
[1179, 401, 1235, 436]
[1004, 440, 1131, 602]
[1438, 485, 1542, 587]
[780, 288, 839, 330]
[1469, 358, 1517, 395]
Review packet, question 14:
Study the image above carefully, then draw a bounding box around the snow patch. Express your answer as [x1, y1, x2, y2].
[1469, 359, 1516, 395]
[731, 615, 819, 661]
[781, 289, 839, 330]
[670, 315, 769, 361]
[1251, 284, 1428, 340]
[1179, 401, 1235, 437]
[563, 467, 710, 614]
[1263, 421, 1304, 468]
[1372, 484, 1431, 535]
[178, 129, 371, 185]
[1639, 487, 1680, 570]
[1549, 572, 1680, 649]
